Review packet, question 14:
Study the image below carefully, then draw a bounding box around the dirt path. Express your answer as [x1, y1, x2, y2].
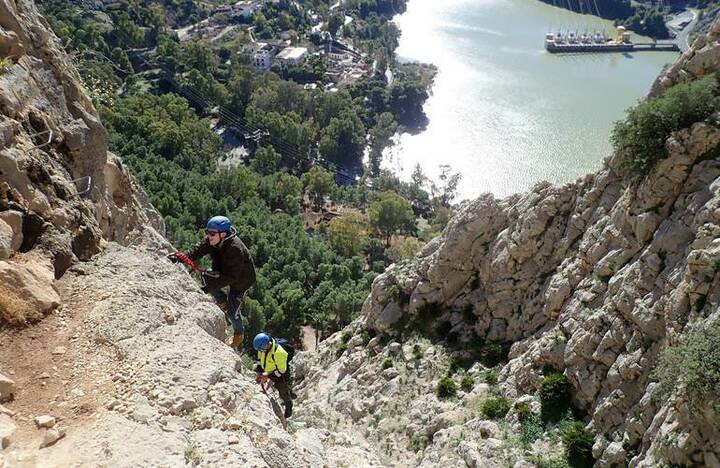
[0, 273, 124, 465]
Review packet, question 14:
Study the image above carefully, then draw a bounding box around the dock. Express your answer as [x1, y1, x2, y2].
[546, 42, 679, 54]
[545, 26, 680, 54]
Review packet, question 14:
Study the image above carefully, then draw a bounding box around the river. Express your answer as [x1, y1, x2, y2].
[386, 0, 679, 200]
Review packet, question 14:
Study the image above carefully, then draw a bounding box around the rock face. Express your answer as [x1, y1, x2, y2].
[351, 23, 720, 468]
[650, 19, 720, 97]
[1, 0, 719, 465]
[0, 0, 162, 325]
[0, 241, 386, 466]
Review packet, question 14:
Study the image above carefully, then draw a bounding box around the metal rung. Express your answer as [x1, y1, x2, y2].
[72, 175, 93, 196]
[31, 129, 53, 149]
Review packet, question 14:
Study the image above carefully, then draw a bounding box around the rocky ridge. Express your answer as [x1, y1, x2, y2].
[1, 235, 387, 466]
[298, 20, 720, 468]
[0, 0, 162, 326]
[2, 0, 720, 465]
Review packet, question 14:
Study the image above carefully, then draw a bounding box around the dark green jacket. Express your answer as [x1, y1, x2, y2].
[186, 233, 256, 294]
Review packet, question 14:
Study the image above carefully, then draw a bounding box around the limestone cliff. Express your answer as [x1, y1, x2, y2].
[0, 1, 384, 464]
[303, 19, 720, 468]
[2, 0, 720, 465]
[2, 237, 386, 466]
[0, 0, 162, 326]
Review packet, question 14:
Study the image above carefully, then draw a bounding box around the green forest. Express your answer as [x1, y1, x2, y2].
[36, 0, 456, 346]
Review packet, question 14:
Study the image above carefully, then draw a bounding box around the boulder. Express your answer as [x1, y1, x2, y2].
[0, 414, 16, 448]
[0, 259, 60, 324]
[0, 219, 12, 259]
[34, 415, 56, 428]
[0, 373, 16, 402]
[40, 425, 66, 448]
[0, 210, 23, 251]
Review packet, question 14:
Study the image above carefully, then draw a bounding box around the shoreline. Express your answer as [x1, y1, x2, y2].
[380, 0, 679, 201]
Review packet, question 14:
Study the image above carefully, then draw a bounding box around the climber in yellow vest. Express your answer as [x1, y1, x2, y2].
[253, 333, 295, 418]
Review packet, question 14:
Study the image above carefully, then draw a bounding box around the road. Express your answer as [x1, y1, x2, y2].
[666, 8, 698, 53]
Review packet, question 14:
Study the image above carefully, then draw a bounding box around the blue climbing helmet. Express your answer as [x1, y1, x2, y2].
[206, 215, 232, 233]
[253, 333, 272, 351]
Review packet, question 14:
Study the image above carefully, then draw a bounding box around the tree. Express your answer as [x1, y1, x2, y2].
[183, 41, 219, 74]
[227, 66, 257, 117]
[432, 164, 460, 207]
[328, 212, 368, 257]
[328, 14, 343, 37]
[374, 46, 388, 77]
[251, 146, 281, 175]
[386, 79, 428, 128]
[273, 172, 303, 214]
[386, 236, 424, 263]
[245, 106, 318, 154]
[318, 111, 366, 167]
[180, 69, 230, 108]
[368, 112, 396, 176]
[302, 166, 336, 210]
[411, 163, 426, 189]
[369, 191, 415, 246]
[259, 172, 303, 214]
[111, 47, 134, 74]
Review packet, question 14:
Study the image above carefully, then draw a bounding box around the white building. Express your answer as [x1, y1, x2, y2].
[274, 46, 308, 66]
[252, 44, 275, 70]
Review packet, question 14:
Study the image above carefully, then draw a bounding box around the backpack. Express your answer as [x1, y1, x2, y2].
[275, 338, 295, 362]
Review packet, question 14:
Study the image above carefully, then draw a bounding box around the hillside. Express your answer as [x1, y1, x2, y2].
[2, 0, 720, 467]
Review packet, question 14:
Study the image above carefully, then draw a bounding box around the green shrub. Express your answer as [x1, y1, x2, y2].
[461, 375, 474, 391]
[360, 329, 371, 345]
[382, 357, 393, 370]
[341, 331, 353, 344]
[515, 401, 531, 421]
[611, 74, 720, 173]
[447, 355, 463, 376]
[539, 372, 572, 422]
[436, 377, 457, 399]
[560, 421, 595, 468]
[412, 343, 423, 359]
[336, 343, 348, 357]
[481, 396, 511, 419]
[0, 57, 9, 75]
[652, 320, 720, 404]
[479, 342, 507, 367]
[481, 369, 499, 385]
[519, 413, 544, 448]
[388, 284, 410, 305]
[184, 443, 201, 465]
[417, 301, 443, 322]
[533, 456, 571, 468]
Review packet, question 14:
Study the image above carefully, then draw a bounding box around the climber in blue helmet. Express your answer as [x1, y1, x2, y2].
[253, 332, 296, 418]
[168, 216, 256, 349]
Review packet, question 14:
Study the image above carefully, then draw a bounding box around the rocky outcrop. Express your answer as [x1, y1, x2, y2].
[650, 17, 720, 97]
[0, 0, 162, 325]
[0, 237, 386, 466]
[352, 43, 720, 468]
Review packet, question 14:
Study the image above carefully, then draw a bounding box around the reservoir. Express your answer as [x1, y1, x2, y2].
[388, 0, 679, 200]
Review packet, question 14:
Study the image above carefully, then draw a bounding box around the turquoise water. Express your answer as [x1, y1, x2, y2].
[387, 0, 678, 199]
